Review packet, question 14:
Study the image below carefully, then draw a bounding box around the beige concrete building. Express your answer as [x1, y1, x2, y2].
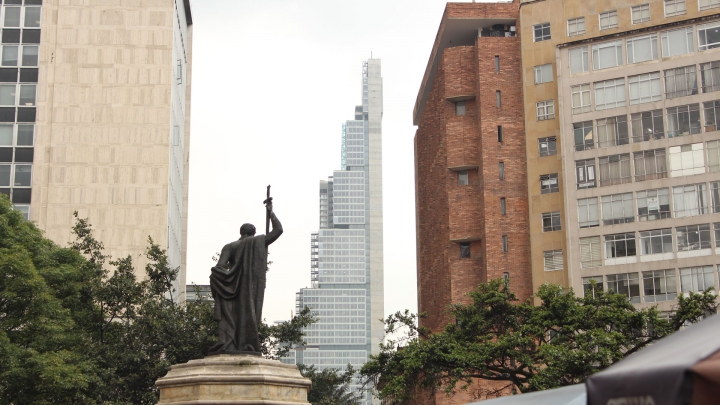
[0, 0, 193, 296]
[520, 0, 720, 310]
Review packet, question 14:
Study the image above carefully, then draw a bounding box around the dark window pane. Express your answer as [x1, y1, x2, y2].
[21, 30, 40, 44]
[19, 68, 37, 82]
[14, 147, 32, 162]
[11, 188, 30, 203]
[16, 125, 33, 145]
[0, 188, 9, 198]
[0, 68, 18, 82]
[5, 0, 23, 4]
[17, 107, 35, 122]
[24, 0, 43, 5]
[2, 30, 21, 44]
[0, 108, 15, 122]
[460, 243, 470, 258]
[0, 148, 11, 162]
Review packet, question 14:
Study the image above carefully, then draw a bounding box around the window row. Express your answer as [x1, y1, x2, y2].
[580, 223, 720, 268]
[0, 162, 30, 187]
[578, 180, 720, 228]
[582, 264, 720, 305]
[569, 23, 720, 75]
[574, 142, 715, 189]
[0, 5, 40, 28]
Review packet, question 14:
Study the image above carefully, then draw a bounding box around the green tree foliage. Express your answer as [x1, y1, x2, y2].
[361, 279, 719, 404]
[299, 364, 361, 405]
[0, 197, 317, 404]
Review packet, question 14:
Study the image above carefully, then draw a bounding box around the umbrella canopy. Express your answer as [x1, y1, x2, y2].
[586, 313, 720, 405]
[465, 383, 586, 405]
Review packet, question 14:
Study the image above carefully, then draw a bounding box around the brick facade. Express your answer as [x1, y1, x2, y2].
[413, 2, 531, 402]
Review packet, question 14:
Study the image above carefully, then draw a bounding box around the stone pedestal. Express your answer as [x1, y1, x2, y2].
[156, 354, 311, 405]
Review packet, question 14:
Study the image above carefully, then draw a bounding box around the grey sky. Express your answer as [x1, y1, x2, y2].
[186, 0, 469, 323]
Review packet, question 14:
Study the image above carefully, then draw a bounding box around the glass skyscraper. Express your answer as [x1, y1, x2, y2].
[285, 59, 384, 404]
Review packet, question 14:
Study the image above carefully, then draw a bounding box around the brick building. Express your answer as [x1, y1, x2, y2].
[413, 2, 531, 401]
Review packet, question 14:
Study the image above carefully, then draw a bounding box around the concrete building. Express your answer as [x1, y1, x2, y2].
[519, 0, 720, 312]
[0, 0, 193, 296]
[286, 59, 384, 405]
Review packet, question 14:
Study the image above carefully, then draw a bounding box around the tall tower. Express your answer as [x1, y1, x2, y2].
[286, 59, 384, 404]
[0, 0, 193, 296]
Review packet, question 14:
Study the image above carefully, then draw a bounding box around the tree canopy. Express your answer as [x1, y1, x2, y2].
[360, 278, 718, 404]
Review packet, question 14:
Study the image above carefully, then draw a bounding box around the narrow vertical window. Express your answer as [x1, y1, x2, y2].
[497, 126, 503, 142]
[494, 55, 500, 72]
[500, 197, 506, 215]
[502, 236, 508, 252]
[503, 272, 510, 286]
[496, 91, 501, 107]
[173, 126, 180, 146]
[460, 242, 470, 258]
[176, 59, 182, 85]
[455, 101, 466, 116]
[457, 170, 468, 186]
[499, 162, 505, 180]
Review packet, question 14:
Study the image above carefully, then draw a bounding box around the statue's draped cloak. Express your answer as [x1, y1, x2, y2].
[209, 234, 267, 353]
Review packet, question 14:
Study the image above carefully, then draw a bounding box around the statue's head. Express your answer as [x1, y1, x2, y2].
[240, 223, 256, 237]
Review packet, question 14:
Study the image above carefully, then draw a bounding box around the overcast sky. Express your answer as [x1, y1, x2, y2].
[186, 0, 484, 323]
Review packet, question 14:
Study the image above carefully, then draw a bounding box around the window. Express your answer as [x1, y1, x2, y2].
[640, 229, 674, 256]
[569, 46, 589, 74]
[502, 235, 508, 252]
[571, 84, 591, 114]
[632, 4, 651, 24]
[500, 197, 506, 215]
[627, 35, 658, 64]
[0, 164, 8, 186]
[673, 183, 708, 217]
[580, 236, 602, 268]
[637, 188, 671, 221]
[458, 170, 468, 186]
[536, 100, 555, 120]
[574, 121, 594, 151]
[594, 78, 626, 110]
[0, 124, 33, 147]
[597, 115, 629, 148]
[496, 91, 501, 107]
[631, 110, 664, 142]
[576, 158, 597, 189]
[710, 182, 720, 212]
[599, 10, 618, 30]
[1, 45, 38, 67]
[664, 0, 686, 16]
[540, 174, 558, 194]
[499, 162, 504, 180]
[13, 164, 31, 187]
[544, 250, 563, 271]
[534, 64, 553, 84]
[578, 197, 600, 228]
[598, 154, 631, 187]
[534, 23, 551, 42]
[715, 222, 720, 245]
[661, 27, 694, 57]
[583, 276, 603, 297]
[497, 126, 503, 142]
[643, 270, 677, 302]
[494, 56, 500, 72]
[601, 193, 634, 225]
[460, 243, 470, 258]
[709, 141, 720, 175]
[592, 41, 623, 70]
[664, 66, 697, 99]
[3, 7, 20, 27]
[538, 137, 557, 156]
[606, 273, 641, 303]
[176, 59, 182, 85]
[680, 266, 715, 292]
[13, 204, 29, 220]
[503, 272, 510, 283]
[703, 101, 720, 133]
[0, 84, 35, 107]
[628, 72, 661, 105]
[542, 212, 561, 232]
[698, 22, 720, 50]
[700, 62, 720, 93]
[669, 143, 705, 176]
[455, 101, 465, 116]
[700, 0, 720, 10]
[666, 105, 701, 137]
[676, 223, 711, 251]
[605, 233, 637, 259]
[567, 17, 585, 36]
[633, 149, 668, 181]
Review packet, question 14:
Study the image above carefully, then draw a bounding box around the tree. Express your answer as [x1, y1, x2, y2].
[0, 197, 317, 404]
[299, 364, 361, 405]
[360, 279, 718, 404]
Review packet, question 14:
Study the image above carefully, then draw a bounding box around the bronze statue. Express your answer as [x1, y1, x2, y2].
[209, 187, 282, 354]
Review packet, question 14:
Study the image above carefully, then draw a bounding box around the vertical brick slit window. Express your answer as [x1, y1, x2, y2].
[455, 101, 466, 116]
[499, 162, 505, 180]
[494, 56, 500, 72]
[498, 126, 503, 142]
[502, 235, 508, 252]
[458, 170, 468, 186]
[500, 197, 506, 215]
[460, 242, 470, 258]
[496, 91, 501, 107]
